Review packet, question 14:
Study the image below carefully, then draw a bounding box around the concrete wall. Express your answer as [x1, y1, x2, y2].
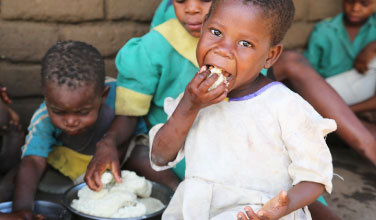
[0, 0, 343, 128]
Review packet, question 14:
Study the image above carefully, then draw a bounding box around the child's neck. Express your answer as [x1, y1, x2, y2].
[228, 74, 273, 99]
[344, 17, 368, 42]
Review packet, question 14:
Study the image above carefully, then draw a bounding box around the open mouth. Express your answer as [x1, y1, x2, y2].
[206, 65, 232, 90]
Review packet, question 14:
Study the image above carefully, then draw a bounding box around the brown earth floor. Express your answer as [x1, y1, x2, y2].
[36, 136, 376, 220]
[323, 136, 376, 220]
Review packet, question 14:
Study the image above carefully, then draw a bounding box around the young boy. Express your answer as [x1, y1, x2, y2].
[304, 0, 376, 164]
[0, 84, 24, 202]
[0, 41, 146, 219]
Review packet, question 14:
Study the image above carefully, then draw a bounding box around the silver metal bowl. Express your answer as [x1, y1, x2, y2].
[63, 182, 173, 220]
[0, 200, 72, 220]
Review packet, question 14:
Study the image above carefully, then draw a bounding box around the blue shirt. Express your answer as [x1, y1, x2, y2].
[22, 80, 147, 158]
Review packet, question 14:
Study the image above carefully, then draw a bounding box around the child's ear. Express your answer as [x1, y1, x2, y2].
[264, 43, 283, 69]
[101, 85, 110, 104]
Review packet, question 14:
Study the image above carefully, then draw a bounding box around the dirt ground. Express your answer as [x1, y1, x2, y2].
[323, 136, 376, 220]
[35, 136, 376, 220]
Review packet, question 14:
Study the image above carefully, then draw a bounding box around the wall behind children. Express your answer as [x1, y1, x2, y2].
[0, 0, 342, 128]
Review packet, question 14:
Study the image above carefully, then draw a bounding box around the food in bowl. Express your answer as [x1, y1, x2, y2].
[71, 171, 165, 218]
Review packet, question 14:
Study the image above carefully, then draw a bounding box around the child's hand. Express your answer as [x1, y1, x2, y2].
[183, 66, 228, 110]
[237, 191, 290, 220]
[84, 137, 122, 191]
[0, 86, 12, 104]
[0, 210, 33, 220]
[354, 42, 376, 74]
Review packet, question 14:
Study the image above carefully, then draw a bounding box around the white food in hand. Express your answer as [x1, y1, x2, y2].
[208, 66, 228, 91]
[100, 171, 113, 185]
[71, 170, 165, 218]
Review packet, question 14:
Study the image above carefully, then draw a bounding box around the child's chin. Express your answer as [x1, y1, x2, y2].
[65, 130, 82, 136]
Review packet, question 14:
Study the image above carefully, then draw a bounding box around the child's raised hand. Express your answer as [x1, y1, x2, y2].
[237, 190, 290, 220]
[0, 85, 12, 105]
[183, 66, 228, 110]
[354, 42, 376, 74]
[84, 137, 122, 191]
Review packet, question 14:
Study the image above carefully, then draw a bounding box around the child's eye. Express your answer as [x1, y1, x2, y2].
[361, 0, 371, 6]
[239, 40, 253, 48]
[175, 0, 185, 3]
[210, 28, 222, 37]
[79, 112, 89, 116]
[52, 110, 64, 115]
[78, 110, 90, 116]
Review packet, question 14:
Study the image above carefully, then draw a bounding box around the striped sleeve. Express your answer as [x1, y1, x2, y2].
[22, 102, 59, 158]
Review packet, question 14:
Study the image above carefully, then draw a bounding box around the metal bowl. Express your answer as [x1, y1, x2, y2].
[0, 200, 72, 220]
[63, 182, 173, 220]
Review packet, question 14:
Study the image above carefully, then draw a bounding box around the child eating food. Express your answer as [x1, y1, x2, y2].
[150, 0, 336, 219]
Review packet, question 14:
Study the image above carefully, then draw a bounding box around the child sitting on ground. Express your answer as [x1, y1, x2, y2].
[84, 0, 213, 192]
[0, 41, 146, 219]
[150, 0, 336, 219]
[305, 0, 376, 107]
[0, 84, 24, 202]
[304, 0, 376, 161]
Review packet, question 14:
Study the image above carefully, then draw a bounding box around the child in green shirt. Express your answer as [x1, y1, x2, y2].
[305, 0, 376, 126]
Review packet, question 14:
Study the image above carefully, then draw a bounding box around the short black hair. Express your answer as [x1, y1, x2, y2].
[41, 41, 105, 93]
[208, 0, 295, 46]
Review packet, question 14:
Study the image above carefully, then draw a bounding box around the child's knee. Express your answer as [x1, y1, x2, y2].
[273, 51, 305, 79]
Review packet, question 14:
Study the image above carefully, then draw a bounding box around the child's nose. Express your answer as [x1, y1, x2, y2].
[214, 42, 234, 60]
[351, 2, 362, 11]
[185, 2, 200, 14]
[64, 116, 79, 128]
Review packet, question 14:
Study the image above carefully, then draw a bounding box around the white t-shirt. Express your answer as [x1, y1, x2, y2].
[149, 82, 336, 220]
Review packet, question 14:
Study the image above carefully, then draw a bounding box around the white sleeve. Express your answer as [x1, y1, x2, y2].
[148, 93, 185, 171]
[278, 92, 337, 193]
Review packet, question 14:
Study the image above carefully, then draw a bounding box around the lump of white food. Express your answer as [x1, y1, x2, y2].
[71, 170, 165, 218]
[208, 66, 228, 91]
[100, 171, 113, 185]
[139, 197, 165, 215]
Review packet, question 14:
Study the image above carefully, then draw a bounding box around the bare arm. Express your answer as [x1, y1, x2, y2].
[13, 156, 47, 213]
[285, 181, 325, 214]
[238, 181, 325, 220]
[151, 95, 200, 166]
[151, 66, 227, 166]
[85, 115, 138, 191]
[355, 41, 376, 73]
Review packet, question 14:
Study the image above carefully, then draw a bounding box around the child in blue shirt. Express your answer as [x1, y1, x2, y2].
[0, 41, 146, 219]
